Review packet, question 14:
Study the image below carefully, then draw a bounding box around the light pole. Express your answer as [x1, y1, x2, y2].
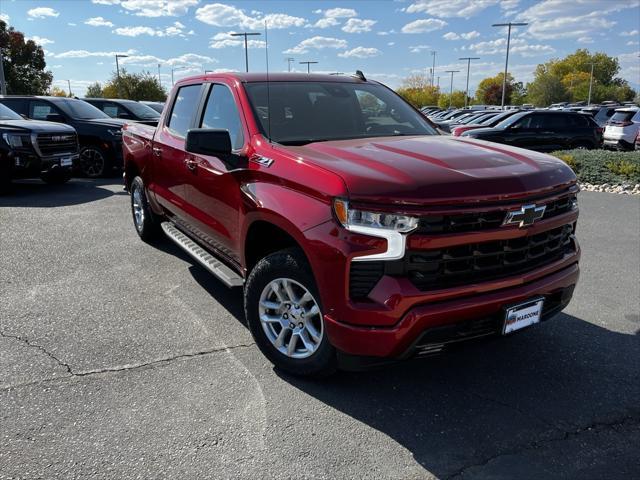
[157, 63, 161, 86]
[286, 57, 295, 72]
[67, 79, 72, 97]
[492, 22, 528, 109]
[430, 51, 437, 87]
[0, 48, 6, 95]
[230, 32, 261, 72]
[445, 70, 459, 109]
[459, 57, 480, 108]
[299, 61, 318, 73]
[115, 54, 128, 97]
[171, 67, 186, 86]
[587, 62, 595, 106]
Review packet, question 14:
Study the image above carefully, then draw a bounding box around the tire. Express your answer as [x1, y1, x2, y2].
[244, 248, 337, 378]
[572, 141, 593, 150]
[79, 146, 109, 178]
[130, 176, 162, 242]
[0, 160, 11, 195]
[41, 169, 71, 185]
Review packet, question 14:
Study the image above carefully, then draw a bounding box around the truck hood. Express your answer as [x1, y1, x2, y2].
[0, 119, 76, 134]
[79, 118, 128, 128]
[282, 135, 576, 205]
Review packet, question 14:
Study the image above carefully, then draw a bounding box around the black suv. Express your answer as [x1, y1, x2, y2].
[0, 102, 78, 192]
[81, 98, 160, 125]
[0, 96, 126, 177]
[462, 110, 602, 151]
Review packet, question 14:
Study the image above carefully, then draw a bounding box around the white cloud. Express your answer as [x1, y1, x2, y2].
[401, 18, 447, 34]
[627, 40, 640, 46]
[284, 36, 348, 54]
[577, 36, 594, 44]
[208, 31, 266, 49]
[27, 7, 60, 19]
[85, 16, 114, 27]
[311, 17, 339, 29]
[406, 0, 500, 18]
[27, 36, 54, 45]
[443, 31, 479, 41]
[119, 52, 217, 68]
[409, 45, 431, 53]
[195, 3, 306, 30]
[377, 30, 395, 36]
[342, 18, 376, 33]
[0, 13, 10, 23]
[467, 37, 554, 57]
[518, 0, 639, 40]
[53, 48, 137, 59]
[338, 46, 380, 58]
[68, 22, 77, 26]
[620, 30, 639, 37]
[113, 21, 187, 37]
[92, 0, 121, 5]
[323, 8, 357, 18]
[387, 41, 395, 46]
[118, 0, 198, 17]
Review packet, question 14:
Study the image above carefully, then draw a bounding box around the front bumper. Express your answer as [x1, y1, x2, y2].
[7, 151, 78, 178]
[325, 262, 579, 359]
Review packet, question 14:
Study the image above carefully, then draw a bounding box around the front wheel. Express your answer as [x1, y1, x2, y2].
[130, 176, 161, 242]
[79, 146, 109, 178]
[244, 248, 337, 378]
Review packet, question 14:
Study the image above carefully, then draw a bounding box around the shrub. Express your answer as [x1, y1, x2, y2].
[551, 149, 640, 184]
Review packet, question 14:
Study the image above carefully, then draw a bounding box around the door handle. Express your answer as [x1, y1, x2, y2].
[185, 157, 198, 171]
[152, 146, 163, 157]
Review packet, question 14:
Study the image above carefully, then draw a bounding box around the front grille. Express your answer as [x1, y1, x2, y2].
[406, 224, 575, 291]
[349, 262, 385, 299]
[415, 193, 576, 234]
[35, 133, 78, 156]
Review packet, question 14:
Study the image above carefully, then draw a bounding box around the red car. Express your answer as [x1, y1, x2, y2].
[123, 73, 580, 377]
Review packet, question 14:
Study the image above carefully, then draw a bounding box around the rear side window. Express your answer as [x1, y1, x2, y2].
[167, 84, 201, 137]
[200, 84, 244, 150]
[29, 101, 60, 121]
[610, 111, 636, 123]
[568, 114, 589, 127]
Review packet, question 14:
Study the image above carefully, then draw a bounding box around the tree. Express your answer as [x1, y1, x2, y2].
[526, 68, 568, 106]
[102, 69, 166, 101]
[475, 73, 516, 105]
[396, 74, 440, 108]
[0, 20, 53, 94]
[438, 90, 466, 109]
[50, 86, 69, 97]
[85, 82, 103, 98]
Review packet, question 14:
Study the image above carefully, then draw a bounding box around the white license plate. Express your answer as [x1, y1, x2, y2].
[60, 157, 73, 167]
[503, 298, 544, 334]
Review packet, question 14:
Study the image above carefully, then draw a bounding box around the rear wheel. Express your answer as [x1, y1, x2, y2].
[244, 248, 337, 378]
[79, 146, 109, 177]
[130, 176, 161, 242]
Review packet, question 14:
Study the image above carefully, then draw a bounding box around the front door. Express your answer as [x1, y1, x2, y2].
[183, 82, 247, 264]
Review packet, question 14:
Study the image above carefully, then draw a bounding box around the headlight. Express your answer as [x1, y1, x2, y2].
[333, 199, 418, 233]
[107, 128, 122, 137]
[571, 195, 578, 210]
[2, 133, 30, 148]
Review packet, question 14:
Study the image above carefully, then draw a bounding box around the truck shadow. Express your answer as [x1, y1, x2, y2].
[0, 179, 124, 208]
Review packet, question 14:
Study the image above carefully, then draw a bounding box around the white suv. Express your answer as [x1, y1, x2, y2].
[603, 107, 640, 150]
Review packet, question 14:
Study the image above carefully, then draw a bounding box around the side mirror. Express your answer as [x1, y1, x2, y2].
[185, 129, 232, 156]
[46, 113, 66, 123]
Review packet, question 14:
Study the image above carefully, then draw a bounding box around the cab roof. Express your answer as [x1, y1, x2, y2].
[176, 72, 373, 84]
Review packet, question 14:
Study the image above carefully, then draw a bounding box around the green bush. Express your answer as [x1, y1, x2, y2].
[551, 149, 640, 184]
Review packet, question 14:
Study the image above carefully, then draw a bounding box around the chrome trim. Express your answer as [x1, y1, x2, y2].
[503, 203, 546, 228]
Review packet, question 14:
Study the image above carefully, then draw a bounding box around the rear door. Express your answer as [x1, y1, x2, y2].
[182, 82, 247, 263]
[502, 113, 540, 149]
[150, 82, 204, 222]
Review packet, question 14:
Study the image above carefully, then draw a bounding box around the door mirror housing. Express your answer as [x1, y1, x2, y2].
[185, 129, 232, 156]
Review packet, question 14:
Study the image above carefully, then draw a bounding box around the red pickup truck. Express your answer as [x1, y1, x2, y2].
[122, 73, 580, 377]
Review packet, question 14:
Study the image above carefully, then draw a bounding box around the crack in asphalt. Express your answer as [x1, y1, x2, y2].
[445, 414, 640, 479]
[0, 335, 255, 393]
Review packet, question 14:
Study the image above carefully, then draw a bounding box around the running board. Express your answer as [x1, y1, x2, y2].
[161, 222, 244, 287]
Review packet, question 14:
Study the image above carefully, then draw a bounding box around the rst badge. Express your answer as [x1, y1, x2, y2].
[503, 204, 546, 228]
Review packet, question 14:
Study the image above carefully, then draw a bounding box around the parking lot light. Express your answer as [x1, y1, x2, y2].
[491, 22, 528, 109]
[445, 70, 460, 109]
[459, 57, 480, 108]
[230, 32, 261, 72]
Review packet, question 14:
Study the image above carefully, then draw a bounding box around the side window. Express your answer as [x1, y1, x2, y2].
[200, 84, 244, 150]
[512, 114, 533, 129]
[0, 99, 26, 115]
[102, 102, 120, 118]
[29, 101, 59, 120]
[568, 114, 588, 127]
[167, 84, 201, 137]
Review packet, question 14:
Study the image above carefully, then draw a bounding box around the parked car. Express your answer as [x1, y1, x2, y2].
[82, 98, 160, 125]
[122, 72, 580, 377]
[462, 110, 602, 151]
[0, 102, 78, 192]
[603, 107, 640, 150]
[140, 101, 165, 114]
[451, 110, 520, 136]
[579, 106, 617, 127]
[636, 130, 640, 150]
[0, 96, 126, 177]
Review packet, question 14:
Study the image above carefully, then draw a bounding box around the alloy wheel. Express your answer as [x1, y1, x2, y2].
[132, 185, 145, 232]
[80, 148, 105, 177]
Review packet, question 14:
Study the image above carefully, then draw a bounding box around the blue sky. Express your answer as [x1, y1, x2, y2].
[1, 0, 639, 96]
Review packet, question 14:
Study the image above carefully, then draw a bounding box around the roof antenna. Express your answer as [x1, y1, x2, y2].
[355, 70, 366, 81]
[264, 20, 272, 144]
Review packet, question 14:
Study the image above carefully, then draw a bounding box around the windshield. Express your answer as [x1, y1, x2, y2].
[493, 111, 528, 129]
[244, 81, 437, 145]
[54, 99, 110, 120]
[122, 101, 160, 119]
[0, 103, 22, 120]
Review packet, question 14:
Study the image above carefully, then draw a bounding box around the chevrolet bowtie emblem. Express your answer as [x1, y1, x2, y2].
[503, 204, 546, 228]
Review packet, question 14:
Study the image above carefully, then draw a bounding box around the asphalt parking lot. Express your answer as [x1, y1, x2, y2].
[0, 179, 638, 479]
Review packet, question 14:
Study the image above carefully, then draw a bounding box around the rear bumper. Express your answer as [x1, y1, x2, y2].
[324, 261, 579, 359]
